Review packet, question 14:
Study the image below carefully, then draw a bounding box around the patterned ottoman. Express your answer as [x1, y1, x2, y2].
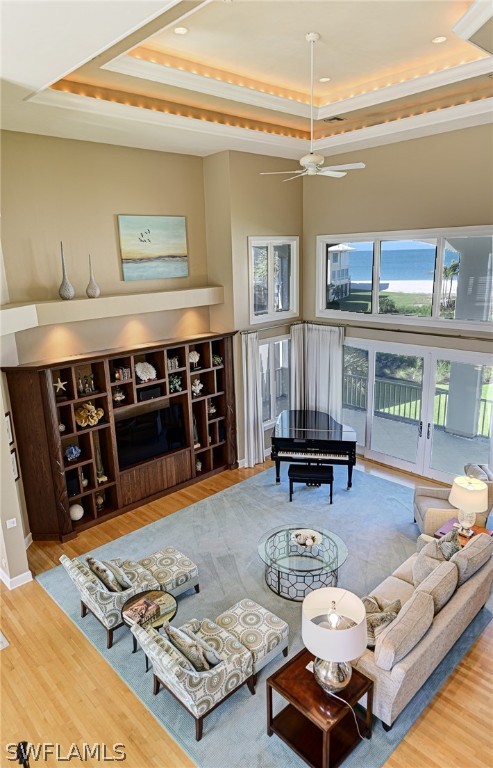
[215, 598, 289, 684]
[139, 546, 200, 597]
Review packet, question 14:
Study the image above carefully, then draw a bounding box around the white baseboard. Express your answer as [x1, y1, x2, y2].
[0, 568, 33, 590]
[24, 533, 33, 549]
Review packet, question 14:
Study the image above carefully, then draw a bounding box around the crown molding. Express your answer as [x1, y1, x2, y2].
[314, 99, 493, 156]
[453, 0, 493, 40]
[103, 54, 492, 123]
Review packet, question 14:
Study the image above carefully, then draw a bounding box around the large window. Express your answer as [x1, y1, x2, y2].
[259, 338, 290, 425]
[317, 227, 492, 329]
[249, 237, 299, 324]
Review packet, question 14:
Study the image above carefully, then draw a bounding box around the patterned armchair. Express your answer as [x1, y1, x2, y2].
[60, 547, 199, 648]
[132, 618, 254, 740]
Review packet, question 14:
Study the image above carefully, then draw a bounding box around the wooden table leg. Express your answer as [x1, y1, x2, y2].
[267, 683, 273, 736]
[322, 730, 330, 768]
[366, 684, 373, 738]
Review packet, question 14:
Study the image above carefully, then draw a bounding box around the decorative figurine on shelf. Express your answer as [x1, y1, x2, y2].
[81, 472, 89, 488]
[167, 357, 179, 371]
[169, 374, 182, 393]
[195, 459, 202, 473]
[112, 387, 125, 404]
[191, 379, 203, 397]
[193, 416, 200, 448]
[189, 350, 200, 369]
[77, 373, 84, 395]
[207, 402, 217, 415]
[58, 423, 66, 433]
[135, 361, 157, 382]
[95, 446, 108, 484]
[212, 354, 223, 366]
[90, 373, 97, 392]
[84, 375, 90, 394]
[75, 402, 104, 428]
[64, 444, 81, 462]
[95, 490, 105, 512]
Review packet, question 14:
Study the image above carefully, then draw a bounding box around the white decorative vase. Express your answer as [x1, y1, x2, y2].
[86, 254, 100, 298]
[58, 242, 75, 300]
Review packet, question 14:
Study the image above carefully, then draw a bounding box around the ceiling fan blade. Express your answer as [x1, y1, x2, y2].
[318, 169, 347, 178]
[323, 162, 366, 171]
[282, 171, 309, 182]
[259, 170, 303, 176]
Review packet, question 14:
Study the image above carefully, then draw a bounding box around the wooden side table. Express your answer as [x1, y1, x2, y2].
[434, 517, 493, 547]
[266, 647, 372, 768]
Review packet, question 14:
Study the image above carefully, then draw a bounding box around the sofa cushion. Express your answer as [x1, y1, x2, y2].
[371, 575, 415, 607]
[416, 495, 455, 513]
[86, 557, 122, 592]
[392, 554, 416, 585]
[464, 463, 488, 481]
[164, 624, 211, 672]
[450, 533, 493, 587]
[480, 464, 493, 481]
[412, 553, 441, 586]
[374, 591, 435, 671]
[420, 528, 460, 562]
[415, 560, 458, 614]
[362, 595, 401, 648]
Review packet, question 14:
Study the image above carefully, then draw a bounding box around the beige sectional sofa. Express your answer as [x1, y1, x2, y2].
[353, 532, 493, 730]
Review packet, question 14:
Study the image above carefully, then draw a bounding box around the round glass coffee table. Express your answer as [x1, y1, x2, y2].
[258, 525, 348, 601]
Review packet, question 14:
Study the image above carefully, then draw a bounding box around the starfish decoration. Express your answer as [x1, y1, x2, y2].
[54, 377, 67, 393]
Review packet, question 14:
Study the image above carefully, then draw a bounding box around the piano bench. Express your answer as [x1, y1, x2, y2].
[288, 464, 333, 503]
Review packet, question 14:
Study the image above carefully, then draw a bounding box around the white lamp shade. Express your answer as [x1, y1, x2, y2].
[449, 476, 488, 514]
[302, 587, 367, 663]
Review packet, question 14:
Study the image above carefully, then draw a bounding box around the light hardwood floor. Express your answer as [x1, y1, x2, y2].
[1, 460, 492, 768]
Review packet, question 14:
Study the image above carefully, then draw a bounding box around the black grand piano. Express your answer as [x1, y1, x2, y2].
[271, 410, 357, 489]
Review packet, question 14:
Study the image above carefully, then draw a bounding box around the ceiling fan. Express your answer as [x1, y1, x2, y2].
[260, 32, 366, 182]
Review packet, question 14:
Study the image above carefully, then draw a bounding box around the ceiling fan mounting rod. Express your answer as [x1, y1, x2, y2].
[306, 32, 319, 155]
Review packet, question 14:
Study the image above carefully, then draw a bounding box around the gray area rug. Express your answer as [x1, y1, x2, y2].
[37, 466, 492, 768]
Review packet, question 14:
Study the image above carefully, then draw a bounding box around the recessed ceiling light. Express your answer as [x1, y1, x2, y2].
[174, 26, 189, 35]
[319, 77, 331, 83]
[432, 36, 447, 44]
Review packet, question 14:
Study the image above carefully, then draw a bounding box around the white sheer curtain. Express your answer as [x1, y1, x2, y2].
[290, 323, 344, 418]
[242, 331, 265, 467]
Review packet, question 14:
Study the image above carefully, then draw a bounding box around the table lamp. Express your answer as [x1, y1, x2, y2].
[449, 475, 488, 536]
[302, 587, 367, 694]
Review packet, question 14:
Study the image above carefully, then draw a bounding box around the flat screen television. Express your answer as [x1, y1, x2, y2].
[115, 403, 185, 469]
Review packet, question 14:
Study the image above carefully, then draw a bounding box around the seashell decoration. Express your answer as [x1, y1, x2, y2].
[135, 361, 157, 382]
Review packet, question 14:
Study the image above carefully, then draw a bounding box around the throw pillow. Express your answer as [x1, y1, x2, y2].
[415, 560, 458, 614]
[164, 624, 211, 672]
[420, 528, 460, 562]
[362, 595, 401, 648]
[86, 556, 123, 592]
[181, 627, 222, 667]
[450, 533, 493, 587]
[464, 463, 488, 481]
[103, 560, 133, 590]
[412, 553, 441, 586]
[374, 591, 435, 671]
[479, 464, 493, 481]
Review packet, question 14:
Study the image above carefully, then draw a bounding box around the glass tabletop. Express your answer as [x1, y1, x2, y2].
[258, 524, 348, 575]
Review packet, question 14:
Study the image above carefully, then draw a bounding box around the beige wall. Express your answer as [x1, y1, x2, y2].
[1, 131, 208, 304]
[302, 124, 493, 328]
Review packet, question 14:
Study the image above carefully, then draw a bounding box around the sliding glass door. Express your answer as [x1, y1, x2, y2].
[343, 340, 492, 481]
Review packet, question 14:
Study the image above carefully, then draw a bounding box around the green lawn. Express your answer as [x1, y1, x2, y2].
[329, 291, 433, 315]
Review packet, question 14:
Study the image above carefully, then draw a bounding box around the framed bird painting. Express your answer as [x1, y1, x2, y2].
[117, 215, 189, 281]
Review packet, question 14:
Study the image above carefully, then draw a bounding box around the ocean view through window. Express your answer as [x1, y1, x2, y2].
[317, 227, 492, 328]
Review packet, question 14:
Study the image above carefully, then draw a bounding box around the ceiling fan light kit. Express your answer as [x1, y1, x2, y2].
[260, 32, 366, 182]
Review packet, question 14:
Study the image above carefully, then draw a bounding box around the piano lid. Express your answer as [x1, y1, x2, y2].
[273, 410, 356, 442]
